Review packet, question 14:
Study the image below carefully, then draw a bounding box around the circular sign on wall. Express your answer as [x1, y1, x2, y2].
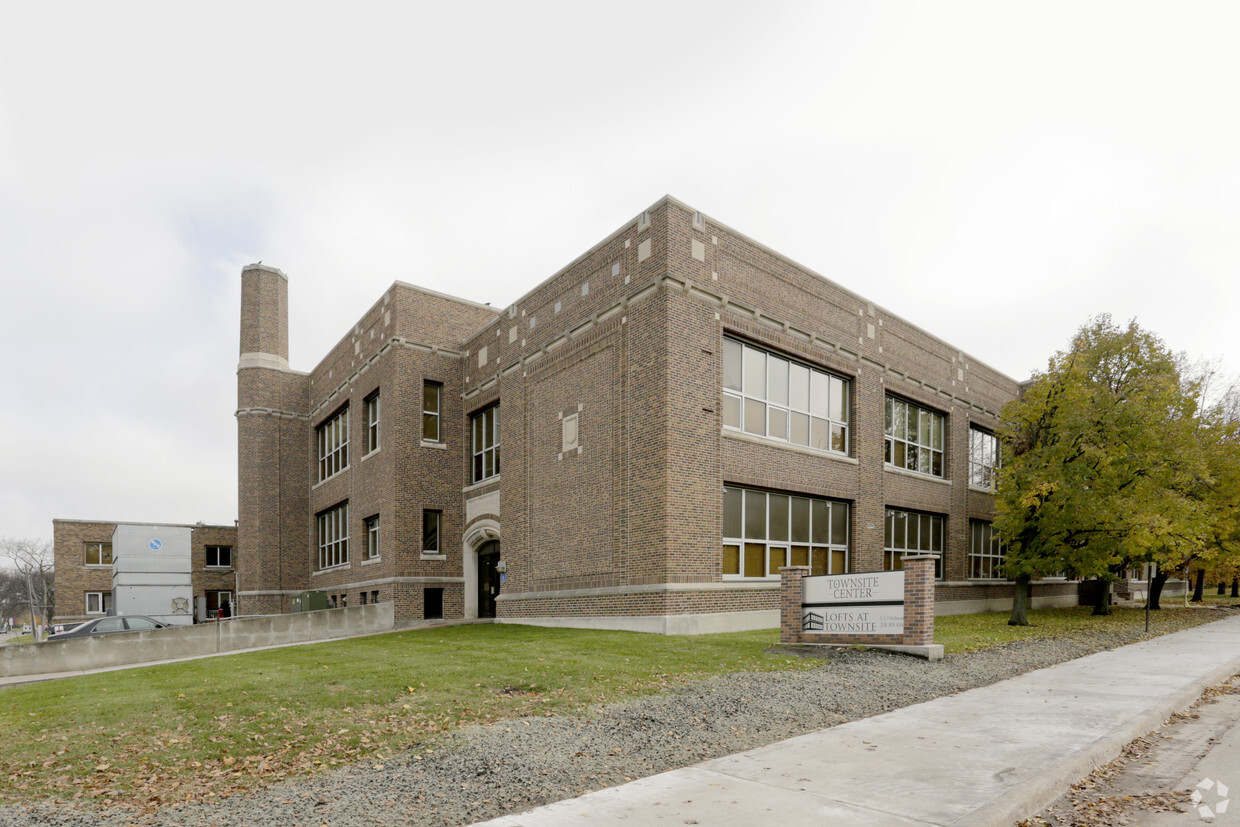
[149, 539, 162, 551]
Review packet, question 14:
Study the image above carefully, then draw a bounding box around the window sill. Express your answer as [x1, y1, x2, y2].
[721, 428, 857, 464]
[420, 553, 447, 561]
[360, 448, 380, 462]
[421, 440, 448, 450]
[967, 484, 997, 495]
[361, 556, 382, 566]
[884, 465, 951, 485]
[205, 567, 234, 572]
[311, 564, 350, 576]
[463, 475, 500, 494]
[312, 467, 350, 490]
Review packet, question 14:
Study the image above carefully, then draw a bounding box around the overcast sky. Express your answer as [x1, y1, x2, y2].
[2, 1, 1237, 546]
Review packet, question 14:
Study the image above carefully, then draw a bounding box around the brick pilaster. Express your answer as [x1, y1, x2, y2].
[902, 555, 936, 645]
[779, 566, 809, 644]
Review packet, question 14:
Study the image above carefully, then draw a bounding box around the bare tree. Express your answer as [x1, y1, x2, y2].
[1, 538, 54, 641]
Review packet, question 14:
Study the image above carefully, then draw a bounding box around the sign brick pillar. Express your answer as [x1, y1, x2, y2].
[779, 566, 809, 645]
[901, 555, 936, 646]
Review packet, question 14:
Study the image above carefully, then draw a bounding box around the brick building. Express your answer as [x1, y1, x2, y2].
[52, 519, 237, 624]
[235, 196, 1076, 632]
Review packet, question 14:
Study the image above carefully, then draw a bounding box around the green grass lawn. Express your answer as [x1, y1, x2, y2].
[1, 604, 1234, 811]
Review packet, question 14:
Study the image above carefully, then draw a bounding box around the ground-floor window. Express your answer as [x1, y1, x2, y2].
[204, 590, 232, 619]
[884, 508, 944, 579]
[969, 520, 1005, 579]
[723, 485, 849, 578]
[85, 591, 113, 615]
[317, 502, 349, 570]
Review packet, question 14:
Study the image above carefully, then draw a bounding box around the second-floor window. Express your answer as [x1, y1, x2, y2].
[364, 393, 380, 454]
[885, 397, 944, 477]
[471, 405, 500, 483]
[969, 427, 1000, 490]
[84, 542, 112, 566]
[205, 546, 232, 568]
[317, 405, 349, 481]
[722, 337, 849, 455]
[423, 382, 442, 442]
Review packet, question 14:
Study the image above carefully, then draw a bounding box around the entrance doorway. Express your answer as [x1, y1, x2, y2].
[477, 541, 501, 619]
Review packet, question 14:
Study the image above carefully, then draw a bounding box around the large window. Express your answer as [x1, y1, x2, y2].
[471, 405, 500, 483]
[970, 520, 1005, 579]
[884, 508, 944, 578]
[423, 382, 441, 442]
[723, 486, 849, 579]
[85, 591, 113, 615]
[205, 546, 232, 568]
[363, 515, 380, 561]
[84, 542, 112, 567]
[722, 338, 850, 454]
[969, 427, 1000, 490]
[364, 393, 381, 454]
[317, 502, 349, 570]
[317, 406, 349, 481]
[422, 510, 441, 553]
[884, 397, 944, 477]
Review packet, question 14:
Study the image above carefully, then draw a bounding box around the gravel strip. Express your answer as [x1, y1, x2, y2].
[3, 617, 1232, 827]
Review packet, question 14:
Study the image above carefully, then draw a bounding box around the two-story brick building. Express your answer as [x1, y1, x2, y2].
[234, 196, 1077, 632]
[52, 519, 237, 625]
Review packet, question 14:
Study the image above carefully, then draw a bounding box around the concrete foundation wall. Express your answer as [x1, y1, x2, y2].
[0, 603, 394, 679]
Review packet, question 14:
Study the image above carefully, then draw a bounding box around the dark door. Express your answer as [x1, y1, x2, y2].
[478, 542, 501, 618]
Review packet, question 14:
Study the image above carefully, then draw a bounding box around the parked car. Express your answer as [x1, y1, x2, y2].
[20, 625, 31, 635]
[45, 616, 166, 641]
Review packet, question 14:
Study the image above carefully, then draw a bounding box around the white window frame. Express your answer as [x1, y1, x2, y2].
[423, 382, 442, 442]
[968, 427, 1000, 491]
[422, 510, 441, 553]
[84, 542, 112, 567]
[85, 591, 113, 615]
[317, 405, 349, 482]
[722, 337, 850, 455]
[471, 404, 500, 483]
[363, 514, 380, 561]
[885, 396, 945, 478]
[884, 507, 945, 579]
[364, 392, 380, 454]
[969, 520, 1006, 580]
[722, 486, 850, 580]
[317, 502, 350, 570]
[205, 545, 232, 568]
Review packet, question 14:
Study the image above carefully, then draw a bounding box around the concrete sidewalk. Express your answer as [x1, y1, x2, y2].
[478, 614, 1240, 826]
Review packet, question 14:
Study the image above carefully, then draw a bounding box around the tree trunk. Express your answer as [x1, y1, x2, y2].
[1232, 577, 1239, 598]
[1091, 577, 1112, 616]
[1149, 571, 1169, 610]
[1192, 569, 1205, 602]
[1220, 582, 1229, 595]
[1008, 574, 1032, 626]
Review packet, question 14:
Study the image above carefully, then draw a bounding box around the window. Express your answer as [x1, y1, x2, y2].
[317, 405, 349, 481]
[884, 397, 945, 477]
[884, 508, 945, 579]
[423, 382, 442, 442]
[205, 590, 232, 618]
[969, 427, 1000, 490]
[205, 545, 232, 568]
[317, 502, 349, 570]
[364, 392, 380, 454]
[722, 486, 849, 579]
[363, 515, 380, 560]
[722, 338, 850, 454]
[422, 510, 441, 553]
[970, 520, 1005, 579]
[85, 591, 113, 615]
[471, 404, 500, 482]
[84, 542, 113, 567]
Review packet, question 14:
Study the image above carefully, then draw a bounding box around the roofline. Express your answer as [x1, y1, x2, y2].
[53, 519, 237, 530]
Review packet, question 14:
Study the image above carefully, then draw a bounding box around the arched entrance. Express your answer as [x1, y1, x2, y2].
[476, 540, 501, 619]
[463, 519, 500, 620]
